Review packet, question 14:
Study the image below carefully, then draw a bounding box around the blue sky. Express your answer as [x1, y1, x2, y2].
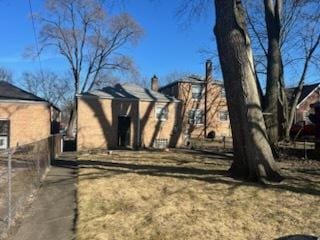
[0, 1, 318, 89]
[0, 0, 216, 86]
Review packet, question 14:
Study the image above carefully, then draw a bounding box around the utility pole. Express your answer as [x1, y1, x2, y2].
[204, 60, 212, 138]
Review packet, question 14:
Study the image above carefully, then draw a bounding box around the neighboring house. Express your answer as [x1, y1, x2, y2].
[77, 83, 182, 150]
[0, 81, 60, 150]
[158, 75, 231, 139]
[287, 82, 320, 124]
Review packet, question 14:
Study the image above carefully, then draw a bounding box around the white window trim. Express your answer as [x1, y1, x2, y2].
[220, 88, 226, 97]
[189, 109, 204, 125]
[155, 105, 168, 121]
[0, 119, 10, 150]
[191, 84, 204, 100]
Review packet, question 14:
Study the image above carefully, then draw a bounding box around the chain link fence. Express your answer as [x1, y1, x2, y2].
[278, 140, 316, 159]
[0, 134, 62, 238]
[188, 136, 233, 152]
[188, 137, 317, 159]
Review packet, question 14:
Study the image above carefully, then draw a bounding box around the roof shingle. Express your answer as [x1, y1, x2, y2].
[0, 81, 46, 102]
[286, 82, 320, 105]
[158, 75, 223, 91]
[82, 83, 179, 102]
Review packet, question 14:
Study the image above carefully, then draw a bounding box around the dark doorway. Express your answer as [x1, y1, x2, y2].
[118, 116, 131, 147]
[63, 138, 76, 152]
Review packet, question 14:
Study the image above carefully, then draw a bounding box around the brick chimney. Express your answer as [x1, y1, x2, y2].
[151, 75, 159, 91]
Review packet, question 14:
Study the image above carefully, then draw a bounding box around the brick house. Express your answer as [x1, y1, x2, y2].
[287, 82, 320, 124]
[158, 75, 231, 139]
[0, 81, 60, 150]
[77, 83, 183, 150]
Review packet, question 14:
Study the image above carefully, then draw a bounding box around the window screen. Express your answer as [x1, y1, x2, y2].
[155, 105, 168, 121]
[219, 111, 229, 121]
[0, 120, 9, 136]
[192, 85, 203, 100]
[0, 120, 9, 149]
[189, 109, 204, 124]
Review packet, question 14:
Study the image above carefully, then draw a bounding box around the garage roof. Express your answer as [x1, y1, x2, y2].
[0, 81, 46, 102]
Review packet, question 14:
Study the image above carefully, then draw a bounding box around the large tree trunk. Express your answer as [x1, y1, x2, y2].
[278, 62, 288, 141]
[214, 0, 282, 182]
[263, 0, 284, 148]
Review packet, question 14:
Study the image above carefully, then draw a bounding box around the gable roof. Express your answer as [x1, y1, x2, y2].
[158, 75, 223, 91]
[0, 81, 46, 102]
[286, 82, 320, 107]
[82, 83, 179, 103]
[0, 81, 60, 111]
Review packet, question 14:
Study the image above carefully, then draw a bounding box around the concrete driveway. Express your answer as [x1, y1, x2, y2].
[10, 153, 78, 240]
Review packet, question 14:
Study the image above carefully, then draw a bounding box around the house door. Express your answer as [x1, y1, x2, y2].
[0, 120, 9, 150]
[118, 116, 131, 147]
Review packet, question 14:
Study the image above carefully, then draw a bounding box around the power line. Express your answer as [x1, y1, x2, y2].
[27, 0, 45, 80]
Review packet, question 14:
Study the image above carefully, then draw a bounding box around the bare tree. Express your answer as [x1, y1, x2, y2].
[0, 67, 13, 83]
[31, 0, 143, 136]
[182, 0, 320, 146]
[214, 0, 282, 182]
[34, 0, 143, 95]
[284, 1, 320, 139]
[262, 0, 284, 149]
[22, 70, 73, 107]
[245, 0, 320, 141]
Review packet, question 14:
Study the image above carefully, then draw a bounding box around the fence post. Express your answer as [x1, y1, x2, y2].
[50, 135, 53, 166]
[7, 150, 12, 230]
[36, 148, 40, 183]
[304, 139, 308, 159]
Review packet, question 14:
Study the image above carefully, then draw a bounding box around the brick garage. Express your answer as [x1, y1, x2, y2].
[0, 81, 59, 149]
[77, 83, 183, 150]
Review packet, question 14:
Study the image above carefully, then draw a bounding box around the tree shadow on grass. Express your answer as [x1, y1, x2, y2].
[50, 152, 320, 240]
[53, 150, 320, 197]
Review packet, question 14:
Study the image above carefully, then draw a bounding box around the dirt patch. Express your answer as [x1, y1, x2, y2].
[75, 150, 320, 240]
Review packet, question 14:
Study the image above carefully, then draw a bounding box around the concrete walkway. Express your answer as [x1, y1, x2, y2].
[11, 155, 78, 240]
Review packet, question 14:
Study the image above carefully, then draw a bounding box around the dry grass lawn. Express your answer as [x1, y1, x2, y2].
[75, 150, 320, 240]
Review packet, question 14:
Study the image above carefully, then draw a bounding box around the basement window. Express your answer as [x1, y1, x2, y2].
[153, 138, 169, 149]
[219, 111, 229, 121]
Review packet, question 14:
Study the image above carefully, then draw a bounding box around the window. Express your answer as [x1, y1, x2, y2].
[155, 105, 168, 121]
[302, 111, 310, 123]
[192, 84, 203, 100]
[220, 88, 226, 97]
[219, 111, 229, 121]
[0, 120, 9, 150]
[189, 109, 204, 124]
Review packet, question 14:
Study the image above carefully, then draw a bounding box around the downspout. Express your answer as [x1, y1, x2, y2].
[49, 104, 52, 135]
[137, 100, 141, 149]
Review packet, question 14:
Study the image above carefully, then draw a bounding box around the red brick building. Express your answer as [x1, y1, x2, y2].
[287, 83, 320, 124]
